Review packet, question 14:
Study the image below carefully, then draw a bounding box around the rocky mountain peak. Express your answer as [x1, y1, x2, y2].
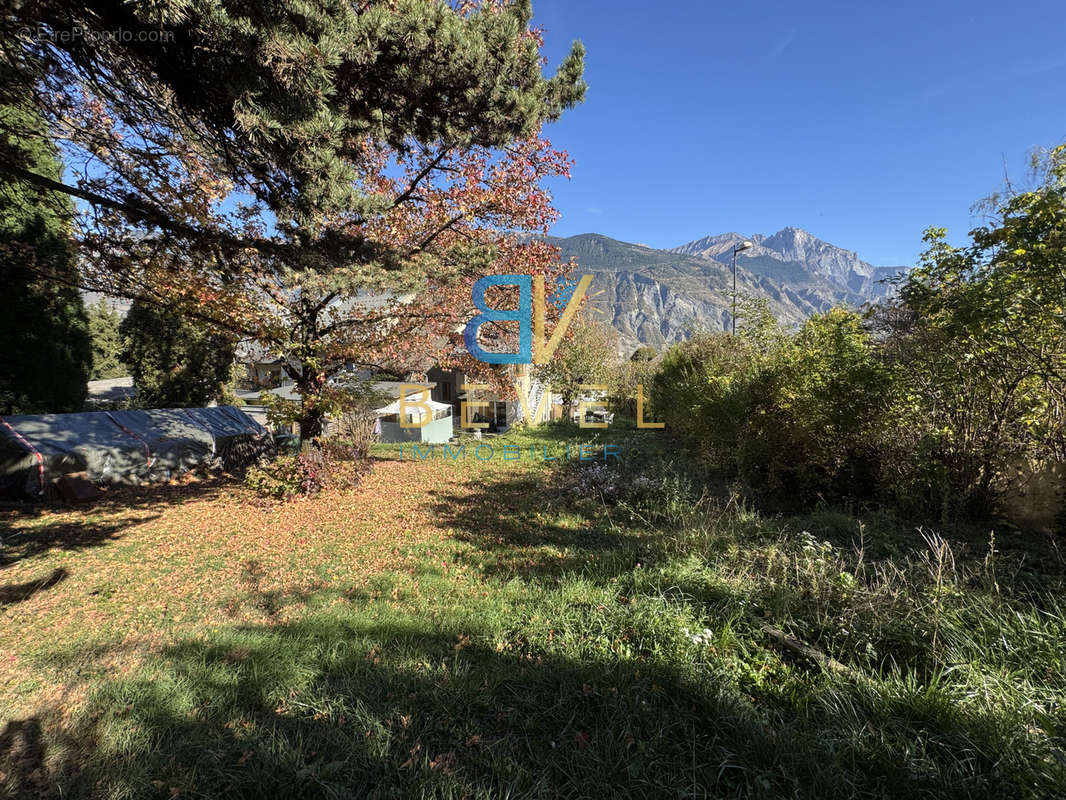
[674, 227, 882, 291]
[670, 232, 782, 263]
[545, 232, 909, 351]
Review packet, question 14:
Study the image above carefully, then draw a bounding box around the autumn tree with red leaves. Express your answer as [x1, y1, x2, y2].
[1, 0, 585, 438]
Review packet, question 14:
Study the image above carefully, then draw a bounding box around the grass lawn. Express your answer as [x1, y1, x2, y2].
[1, 424, 1064, 798]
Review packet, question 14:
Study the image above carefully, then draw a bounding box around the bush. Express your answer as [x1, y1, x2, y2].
[244, 438, 372, 499]
[872, 295, 1064, 520]
[244, 449, 331, 499]
[648, 288, 1062, 523]
[562, 431, 703, 526]
[745, 309, 891, 504]
[650, 309, 891, 508]
[650, 332, 761, 473]
[332, 408, 379, 461]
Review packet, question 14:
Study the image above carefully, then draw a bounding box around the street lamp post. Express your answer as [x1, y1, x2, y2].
[731, 240, 754, 335]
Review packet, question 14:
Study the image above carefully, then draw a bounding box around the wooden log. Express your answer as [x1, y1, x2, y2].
[761, 624, 854, 677]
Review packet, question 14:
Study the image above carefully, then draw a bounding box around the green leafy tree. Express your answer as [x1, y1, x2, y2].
[748, 308, 891, 502]
[734, 294, 786, 354]
[120, 301, 237, 408]
[537, 318, 619, 419]
[882, 146, 1066, 516]
[87, 299, 126, 380]
[0, 97, 91, 414]
[2, 0, 586, 441]
[607, 346, 658, 418]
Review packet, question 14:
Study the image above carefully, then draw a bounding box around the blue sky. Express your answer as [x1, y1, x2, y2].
[532, 0, 1066, 266]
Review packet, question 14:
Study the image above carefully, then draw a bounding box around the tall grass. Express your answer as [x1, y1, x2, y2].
[3, 426, 1063, 798]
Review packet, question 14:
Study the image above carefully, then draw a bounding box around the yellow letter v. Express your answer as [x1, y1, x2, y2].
[533, 274, 594, 365]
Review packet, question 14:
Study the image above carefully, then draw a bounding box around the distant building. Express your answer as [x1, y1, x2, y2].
[426, 364, 552, 431]
[373, 388, 453, 444]
[235, 341, 290, 389]
[86, 376, 136, 405]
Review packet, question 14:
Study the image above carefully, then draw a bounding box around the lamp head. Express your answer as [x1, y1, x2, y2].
[734, 240, 754, 253]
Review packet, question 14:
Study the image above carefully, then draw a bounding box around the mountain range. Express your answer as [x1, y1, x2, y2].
[84, 227, 907, 358]
[548, 227, 908, 349]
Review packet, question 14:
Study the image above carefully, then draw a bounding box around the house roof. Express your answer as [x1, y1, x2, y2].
[236, 383, 301, 403]
[374, 396, 451, 418]
[87, 376, 135, 402]
[236, 380, 434, 406]
[372, 381, 435, 401]
[235, 340, 285, 365]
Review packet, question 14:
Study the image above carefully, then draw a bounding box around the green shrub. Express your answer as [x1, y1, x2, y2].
[650, 332, 761, 473]
[244, 440, 372, 499]
[650, 309, 891, 508]
[747, 308, 891, 504]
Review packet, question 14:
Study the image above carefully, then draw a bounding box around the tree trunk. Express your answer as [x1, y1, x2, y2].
[563, 396, 577, 423]
[291, 361, 326, 445]
[298, 404, 326, 443]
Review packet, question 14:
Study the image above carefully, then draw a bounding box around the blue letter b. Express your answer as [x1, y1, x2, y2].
[464, 275, 532, 364]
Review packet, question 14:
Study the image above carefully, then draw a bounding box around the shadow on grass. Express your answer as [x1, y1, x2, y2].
[427, 470, 644, 582]
[224, 558, 328, 620]
[0, 567, 68, 606]
[93, 475, 230, 512]
[0, 717, 48, 796]
[6, 614, 1058, 799]
[0, 515, 155, 568]
[0, 477, 233, 567]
